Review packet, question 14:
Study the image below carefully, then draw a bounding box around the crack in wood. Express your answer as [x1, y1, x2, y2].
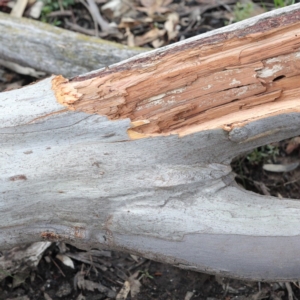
[52, 21, 300, 139]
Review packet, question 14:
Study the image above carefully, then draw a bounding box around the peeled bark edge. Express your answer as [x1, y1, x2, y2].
[51, 4, 300, 139]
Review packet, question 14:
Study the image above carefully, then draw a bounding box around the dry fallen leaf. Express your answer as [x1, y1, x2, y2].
[184, 291, 195, 300]
[118, 17, 143, 29]
[116, 271, 141, 300]
[44, 292, 53, 300]
[75, 272, 85, 290]
[76, 293, 86, 300]
[116, 280, 131, 300]
[102, 0, 133, 19]
[130, 254, 140, 262]
[10, 0, 28, 17]
[56, 254, 75, 269]
[286, 137, 300, 154]
[125, 27, 135, 47]
[152, 38, 165, 48]
[82, 280, 103, 292]
[263, 162, 299, 173]
[12, 270, 30, 288]
[164, 12, 179, 40]
[65, 250, 109, 271]
[128, 273, 141, 298]
[75, 271, 116, 298]
[26, 0, 43, 18]
[137, 0, 172, 16]
[135, 27, 166, 46]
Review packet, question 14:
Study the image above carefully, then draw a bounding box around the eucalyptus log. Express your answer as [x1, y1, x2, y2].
[1, 4, 300, 281]
[0, 12, 145, 78]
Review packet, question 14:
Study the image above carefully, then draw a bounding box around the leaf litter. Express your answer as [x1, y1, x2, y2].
[2, 0, 269, 48]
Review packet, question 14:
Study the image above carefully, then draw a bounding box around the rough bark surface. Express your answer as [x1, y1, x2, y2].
[0, 12, 145, 78]
[1, 4, 300, 281]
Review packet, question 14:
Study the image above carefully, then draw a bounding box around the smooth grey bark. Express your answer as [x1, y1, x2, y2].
[0, 12, 145, 78]
[1, 4, 300, 282]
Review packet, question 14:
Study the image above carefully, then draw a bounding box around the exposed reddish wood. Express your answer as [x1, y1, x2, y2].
[52, 12, 300, 139]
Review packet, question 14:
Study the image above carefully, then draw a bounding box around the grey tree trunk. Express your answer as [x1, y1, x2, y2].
[1, 4, 300, 281]
[0, 12, 145, 78]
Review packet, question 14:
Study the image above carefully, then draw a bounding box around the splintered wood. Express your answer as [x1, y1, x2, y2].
[52, 12, 300, 139]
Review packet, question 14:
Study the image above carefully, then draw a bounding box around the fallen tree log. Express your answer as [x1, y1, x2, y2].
[0, 12, 145, 78]
[1, 4, 300, 281]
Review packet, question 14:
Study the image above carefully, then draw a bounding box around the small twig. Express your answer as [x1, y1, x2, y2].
[78, 0, 99, 37]
[65, 20, 97, 36]
[47, 10, 73, 18]
[222, 282, 229, 299]
[102, 274, 122, 286]
[58, 0, 64, 11]
[50, 257, 65, 277]
[253, 181, 271, 196]
[86, 0, 112, 32]
[89, 254, 98, 276]
[283, 177, 300, 186]
[127, 257, 147, 271]
[292, 282, 300, 289]
[285, 282, 297, 300]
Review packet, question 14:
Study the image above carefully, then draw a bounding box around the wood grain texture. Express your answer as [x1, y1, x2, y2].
[52, 4, 300, 139]
[1, 4, 300, 281]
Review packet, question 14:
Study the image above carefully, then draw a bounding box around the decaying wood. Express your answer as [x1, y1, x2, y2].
[1, 4, 300, 281]
[0, 12, 145, 78]
[52, 7, 300, 139]
[0, 242, 51, 281]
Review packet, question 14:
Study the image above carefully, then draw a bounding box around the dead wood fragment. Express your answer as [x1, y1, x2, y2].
[0, 242, 51, 281]
[51, 13, 300, 139]
[2, 4, 300, 282]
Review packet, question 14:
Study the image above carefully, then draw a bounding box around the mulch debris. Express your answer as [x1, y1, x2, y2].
[2, 242, 300, 300]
